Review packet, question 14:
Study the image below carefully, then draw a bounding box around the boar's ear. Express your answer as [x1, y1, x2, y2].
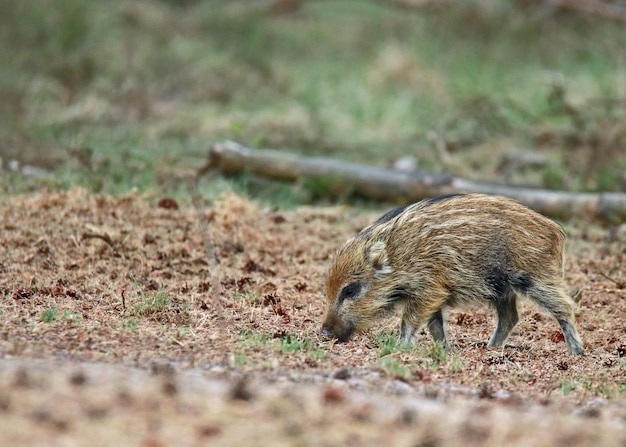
[367, 241, 392, 276]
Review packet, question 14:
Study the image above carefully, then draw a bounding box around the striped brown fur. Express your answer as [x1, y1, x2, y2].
[321, 193, 584, 355]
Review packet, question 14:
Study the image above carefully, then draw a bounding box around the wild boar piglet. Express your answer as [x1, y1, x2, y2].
[321, 193, 584, 355]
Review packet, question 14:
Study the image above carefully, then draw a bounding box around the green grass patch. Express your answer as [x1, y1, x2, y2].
[176, 326, 191, 340]
[447, 353, 466, 374]
[2, 1, 626, 201]
[231, 351, 248, 367]
[426, 341, 448, 366]
[133, 290, 172, 316]
[376, 331, 414, 357]
[379, 357, 411, 380]
[126, 275, 189, 324]
[238, 329, 271, 348]
[277, 334, 326, 361]
[557, 379, 578, 396]
[61, 310, 82, 325]
[123, 317, 139, 331]
[233, 290, 262, 303]
[376, 331, 454, 370]
[40, 307, 58, 323]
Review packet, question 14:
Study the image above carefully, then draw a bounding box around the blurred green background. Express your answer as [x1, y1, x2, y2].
[1, 0, 625, 204]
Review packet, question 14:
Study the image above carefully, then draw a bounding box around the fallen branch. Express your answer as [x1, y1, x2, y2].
[201, 141, 626, 223]
[378, 0, 626, 21]
[544, 0, 626, 22]
[81, 224, 120, 255]
[380, 0, 455, 10]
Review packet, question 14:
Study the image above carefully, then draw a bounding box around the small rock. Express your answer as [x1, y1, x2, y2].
[161, 379, 178, 397]
[69, 370, 88, 386]
[322, 385, 345, 404]
[12, 368, 33, 388]
[333, 368, 351, 380]
[196, 423, 221, 439]
[393, 156, 418, 172]
[398, 407, 417, 425]
[576, 399, 606, 419]
[150, 361, 175, 377]
[350, 403, 373, 421]
[229, 376, 253, 402]
[477, 383, 494, 399]
[157, 197, 179, 210]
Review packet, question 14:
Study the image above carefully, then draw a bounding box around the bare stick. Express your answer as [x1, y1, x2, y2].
[598, 272, 626, 289]
[186, 177, 225, 325]
[82, 231, 115, 248]
[378, 0, 626, 22]
[82, 225, 121, 256]
[547, 0, 626, 22]
[203, 141, 626, 223]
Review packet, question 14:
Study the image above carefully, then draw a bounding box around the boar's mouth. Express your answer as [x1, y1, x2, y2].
[321, 317, 356, 343]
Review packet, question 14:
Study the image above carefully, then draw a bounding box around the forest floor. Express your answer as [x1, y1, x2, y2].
[1, 189, 625, 446]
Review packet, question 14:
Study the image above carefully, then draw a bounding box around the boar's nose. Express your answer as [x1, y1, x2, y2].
[320, 326, 334, 340]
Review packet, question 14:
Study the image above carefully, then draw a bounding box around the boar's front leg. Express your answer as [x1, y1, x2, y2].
[399, 295, 449, 349]
[399, 319, 416, 345]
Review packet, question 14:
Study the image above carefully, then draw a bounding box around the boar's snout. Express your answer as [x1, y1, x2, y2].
[320, 326, 334, 340]
[321, 313, 355, 343]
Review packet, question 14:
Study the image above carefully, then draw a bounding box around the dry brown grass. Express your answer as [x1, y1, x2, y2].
[1, 189, 625, 445]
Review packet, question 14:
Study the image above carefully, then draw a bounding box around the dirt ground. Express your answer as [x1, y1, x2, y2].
[1, 189, 625, 446]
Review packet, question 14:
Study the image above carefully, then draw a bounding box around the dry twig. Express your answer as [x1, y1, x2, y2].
[186, 177, 225, 327]
[598, 272, 626, 289]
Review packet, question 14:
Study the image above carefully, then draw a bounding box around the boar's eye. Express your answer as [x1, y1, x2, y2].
[339, 282, 361, 302]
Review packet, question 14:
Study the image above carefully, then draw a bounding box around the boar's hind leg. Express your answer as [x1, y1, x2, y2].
[487, 289, 519, 348]
[526, 283, 585, 355]
[427, 310, 448, 349]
